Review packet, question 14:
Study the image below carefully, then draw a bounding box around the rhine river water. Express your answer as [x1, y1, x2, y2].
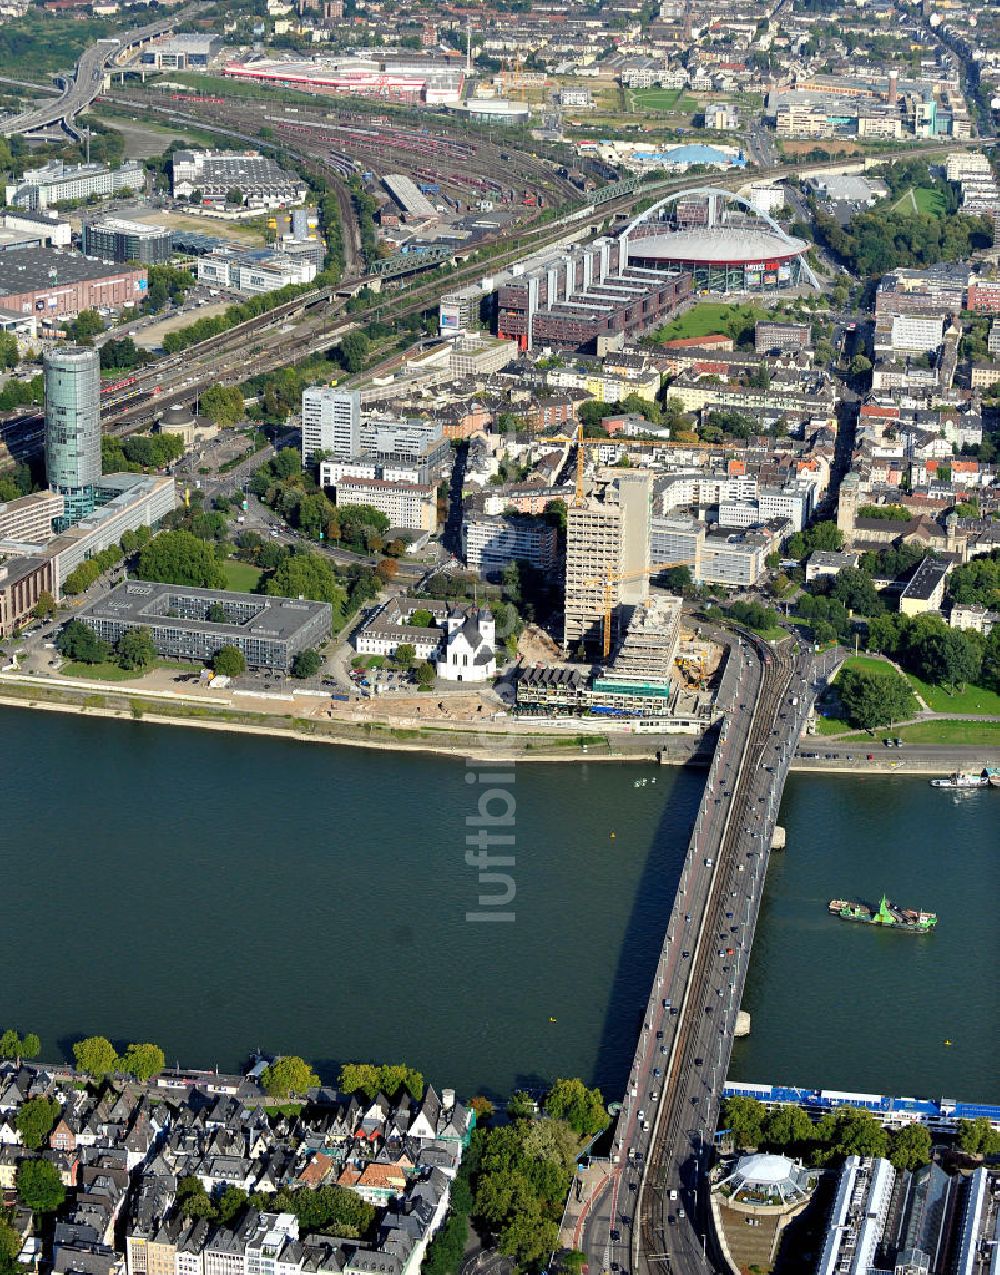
[2, 707, 996, 1103]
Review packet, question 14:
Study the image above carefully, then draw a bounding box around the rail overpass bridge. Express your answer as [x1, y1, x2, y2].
[580, 632, 841, 1275]
[0, 10, 195, 140]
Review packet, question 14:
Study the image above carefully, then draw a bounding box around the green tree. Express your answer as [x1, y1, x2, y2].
[55, 619, 110, 664]
[409, 608, 435, 629]
[266, 552, 346, 611]
[262, 1055, 319, 1099]
[837, 666, 916, 732]
[21, 1032, 41, 1060]
[291, 648, 323, 679]
[888, 1122, 932, 1171]
[543, 1078, 609, 1138]
[813, 1106, 888, 1161]
[337, 331, 370, 373]
[17, 1158, 66, 1213]
[830, 568, 885, 617]
[16, 1097, 60, 1150]
[212, 645, 246, 678]
[0, 330, 18, 369]
[506, 1091, 536, 1121]
[850, 354, 873, 376]
[763, 1103, 815, 1151]
[394, 643, 416, 671]
[177, 1175, 216, 1221]
[720, 1095, 765, 1148]
[120, 1042, 165, 1082]
[116, 626, 157, 672]
[72, 1035, 119, 1078]
[200, 385, 245, 427]
[225, 186, 244, 207]
[956, 1117, 1000, 1158]
[216, 1186, 249, 1224]
[417, 660, 436, 688]
[32, 591, 56, 620]
[66, 308, 104, 345]
[138, 530, 226, 589]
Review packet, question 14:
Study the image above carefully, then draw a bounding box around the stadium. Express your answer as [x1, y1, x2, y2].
[623, 187, 818, 293]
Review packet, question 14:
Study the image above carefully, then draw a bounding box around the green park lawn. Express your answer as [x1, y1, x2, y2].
[653, 302, 767, 344]
[221, 560, 263, 592]
[904, 674, 1000, 717]
[815, 713, 851, 735]
[631, 88, 692, 113]
[890, 186, 946, 217]
[837, 655, 895, 677]
[875, 719, 1000, 746]
[59, 659, 188, 682]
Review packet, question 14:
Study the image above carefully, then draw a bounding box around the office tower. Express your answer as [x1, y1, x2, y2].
[44, 346, 101, 525]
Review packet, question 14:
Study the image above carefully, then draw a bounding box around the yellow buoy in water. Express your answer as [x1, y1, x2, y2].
[549, 1017, 558, 1023]
[944, 1040, 952, 1046]
[610, 830, 616, 839]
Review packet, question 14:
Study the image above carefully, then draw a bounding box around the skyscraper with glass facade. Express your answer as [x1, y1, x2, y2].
[44, 347, 101, 526]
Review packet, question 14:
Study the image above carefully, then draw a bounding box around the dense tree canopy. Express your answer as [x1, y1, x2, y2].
[72, 1035, 118, 1078]
[137, 531, 227, 589]
[837, 666, 917, 731]
[337, 1063, 424, 1100]
[261, 1055, 319, 1099]
[17, 1158, 66, 1213]
[543, 1078, 609, 1138]
[121, 1042, 165, 1082]
[15, 1097, 60, 1150]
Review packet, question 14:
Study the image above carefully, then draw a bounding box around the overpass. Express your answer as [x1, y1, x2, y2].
[0, 10, 195, 139]
[581, 632, 840, 1274]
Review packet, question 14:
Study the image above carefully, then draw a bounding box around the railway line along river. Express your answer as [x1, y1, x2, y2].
[2, 708, 995, 1103]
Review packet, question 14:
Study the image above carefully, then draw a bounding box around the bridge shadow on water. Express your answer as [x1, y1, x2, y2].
[590, 743, 714, 1103]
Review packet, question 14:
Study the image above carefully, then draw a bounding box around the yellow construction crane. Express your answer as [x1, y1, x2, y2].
[581, 559, 688, 661]
[555, 423, 721, 508]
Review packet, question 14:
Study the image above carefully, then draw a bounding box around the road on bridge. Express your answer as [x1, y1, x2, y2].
[581, 635, 838, 1275]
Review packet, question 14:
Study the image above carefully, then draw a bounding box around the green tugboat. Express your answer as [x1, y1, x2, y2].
[828, 895, 937, 931]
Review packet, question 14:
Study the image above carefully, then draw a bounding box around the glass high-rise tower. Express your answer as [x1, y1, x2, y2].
[44, 346, 101, 526]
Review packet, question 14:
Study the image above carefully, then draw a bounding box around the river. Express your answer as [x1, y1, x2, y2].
[2, 708, 995, 1102]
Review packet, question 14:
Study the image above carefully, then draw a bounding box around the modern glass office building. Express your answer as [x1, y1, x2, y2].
[44, 346, 101, 526]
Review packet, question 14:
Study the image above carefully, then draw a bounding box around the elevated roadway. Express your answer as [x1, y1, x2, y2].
[582, 634, 839, 1275]
[0, 11, 193, 138]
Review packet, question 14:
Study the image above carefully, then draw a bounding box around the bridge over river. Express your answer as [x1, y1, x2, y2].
[580, 631, 841, 1275]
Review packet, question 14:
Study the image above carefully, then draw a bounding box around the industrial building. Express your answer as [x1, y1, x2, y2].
[137, 32, 222, 70]
[82, 218, 173, 265]
[383, 174, 439, 222]
[0, 248, 148, 320]
[222, 57, 465, 105]
[195, 248, 316, 294]
[171, 150, 309, 208]
[78, 581, 331, 671]
[462, 512, 559, 578]
[5, 160, 146, 211]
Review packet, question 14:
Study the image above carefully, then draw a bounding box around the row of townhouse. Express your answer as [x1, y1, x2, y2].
[0, 1063, 472, 1275]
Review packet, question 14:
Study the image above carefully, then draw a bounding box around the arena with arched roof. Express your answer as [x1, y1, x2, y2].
[621, 187, 819, 294]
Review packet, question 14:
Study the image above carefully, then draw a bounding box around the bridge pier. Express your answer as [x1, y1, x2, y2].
[771, 825, 786, 850]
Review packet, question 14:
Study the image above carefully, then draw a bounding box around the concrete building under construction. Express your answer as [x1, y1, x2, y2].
[563, 470, 652, 651]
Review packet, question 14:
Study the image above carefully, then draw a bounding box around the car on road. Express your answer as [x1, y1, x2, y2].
[682, 950, 690, 959]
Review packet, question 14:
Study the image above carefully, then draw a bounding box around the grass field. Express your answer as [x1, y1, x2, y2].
[815, 713, 851, 735]
[221, 560, 263, 592]
[837, 655, 895, 677]
[630, 88, 691, 113]
[875, 719, 1000, 746]
[60, 660, 187, 682]
[653, 301, 766, 344]
[890, 186, 946, 217]
[905, 674, 1000, 716]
